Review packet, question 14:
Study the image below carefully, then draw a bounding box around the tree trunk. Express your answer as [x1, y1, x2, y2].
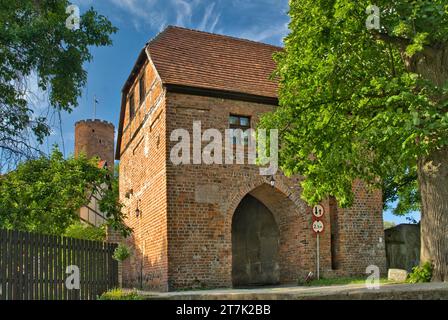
[403, 44, 448, 282]
[402, 45, 448, 87]
[417, 146, 448, 282]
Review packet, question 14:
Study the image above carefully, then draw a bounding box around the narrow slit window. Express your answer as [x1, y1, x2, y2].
[129, 93, 135, 120]
[139, 74, 145, 106]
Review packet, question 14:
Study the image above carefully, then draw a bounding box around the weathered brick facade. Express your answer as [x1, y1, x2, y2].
[75, 120, 115, 170]
[114, 26, 386, 291]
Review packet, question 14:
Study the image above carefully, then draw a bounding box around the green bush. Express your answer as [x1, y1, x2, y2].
[407, 262, 433, 283]
[113, 243, 131, 262]
[98, 288, 142, 300]
[64, 222, 106, 241]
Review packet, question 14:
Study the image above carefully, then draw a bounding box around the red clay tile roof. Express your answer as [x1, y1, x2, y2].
[116, 26, 282, 160]
[148, 26, 281, 98]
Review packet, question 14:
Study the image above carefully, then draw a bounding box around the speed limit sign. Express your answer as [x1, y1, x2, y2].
[312, 205, 324, 218]
[312, 220, 324, 234]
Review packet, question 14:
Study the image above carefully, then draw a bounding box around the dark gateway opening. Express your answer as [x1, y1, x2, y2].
[232, 194, 280, 287]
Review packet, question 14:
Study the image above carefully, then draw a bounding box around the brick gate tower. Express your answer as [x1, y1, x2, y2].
[74, 119, 115, 226]
[114, 27, 386, 291]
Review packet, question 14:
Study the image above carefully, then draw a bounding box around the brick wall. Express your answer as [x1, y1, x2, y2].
[118, 59, 169, 291]
[118, 71, 386, 292]
[163, 92, 386, 290]
[335, 180, 387, 275]
[75, 120, 115, 170]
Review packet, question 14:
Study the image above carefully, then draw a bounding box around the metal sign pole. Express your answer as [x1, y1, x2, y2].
[312, 204, 324, 281]
[317, 233, 320, 280]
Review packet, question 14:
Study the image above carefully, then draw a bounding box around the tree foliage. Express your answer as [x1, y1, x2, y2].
[384, 221, 397, 230]
[0, 0, 117, 166]
[260, 0, 448, 207]
[0, 147, 131, 237]
[382, 170, 420, 215]
[64, 221, 106, 241]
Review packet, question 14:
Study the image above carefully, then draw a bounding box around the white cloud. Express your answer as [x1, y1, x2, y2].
[173, 0, 194, 26]
[237, 22, 289, 45]
[198, 2, 220, 32]
[99, 0, 221, 33]
[171, 0, 220, 31]
[74, 0, 288, 43]
[107, 0, 167, 31]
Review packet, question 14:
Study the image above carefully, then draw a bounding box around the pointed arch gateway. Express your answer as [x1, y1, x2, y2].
[232, 194, 280, 286]
[230, 182, 308, 287]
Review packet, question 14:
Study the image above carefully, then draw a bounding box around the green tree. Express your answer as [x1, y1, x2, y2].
[384, 221, 396, 230]
[260, 0, 448, 281]
[382, 171, 420, 216]
[0, 147, 131, 237]
[64, 221, 106, 241]
[0, 0, 117, 166]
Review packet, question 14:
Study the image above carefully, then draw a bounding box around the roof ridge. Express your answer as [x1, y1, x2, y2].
[145, 26, 169, 47]
[156, 25, 283, 50]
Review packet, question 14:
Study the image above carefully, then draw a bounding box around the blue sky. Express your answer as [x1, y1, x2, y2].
[39, 0, 418, 225]
[44, 0, 290, 154]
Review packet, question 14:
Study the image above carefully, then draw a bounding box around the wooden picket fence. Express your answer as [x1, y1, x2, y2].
[0, 229, 118, 300]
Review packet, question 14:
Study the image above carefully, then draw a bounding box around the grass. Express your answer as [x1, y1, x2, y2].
[301, 277, 396, 287]
[98, 288, 143, 300]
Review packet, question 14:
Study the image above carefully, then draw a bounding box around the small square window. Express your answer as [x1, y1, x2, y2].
[229, 115, 250, 129]
[229, 115, 251, 145]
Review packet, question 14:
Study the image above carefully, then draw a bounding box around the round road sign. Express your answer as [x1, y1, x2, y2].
[312, 205, 324, 218]
[312, 220, 324, 234]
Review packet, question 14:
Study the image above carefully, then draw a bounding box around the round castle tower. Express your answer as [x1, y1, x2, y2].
[74, 119, 115, 170]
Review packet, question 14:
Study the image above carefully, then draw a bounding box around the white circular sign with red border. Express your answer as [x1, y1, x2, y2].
[312, 220, 324, 234]
[312, 204, 324, 218]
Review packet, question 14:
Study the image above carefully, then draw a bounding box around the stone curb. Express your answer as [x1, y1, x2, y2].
[137, 283, 448, 300]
